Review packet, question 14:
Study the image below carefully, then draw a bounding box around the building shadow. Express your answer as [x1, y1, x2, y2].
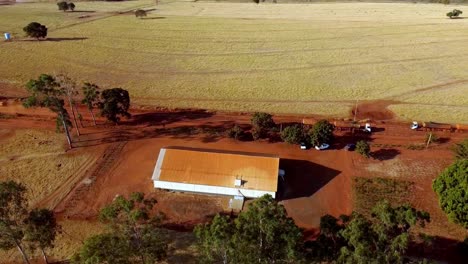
[277, 159, 341, 200]
[371, 148, 400, 161]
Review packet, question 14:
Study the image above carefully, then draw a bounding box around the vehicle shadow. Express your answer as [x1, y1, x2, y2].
[277, 159, 341, 200]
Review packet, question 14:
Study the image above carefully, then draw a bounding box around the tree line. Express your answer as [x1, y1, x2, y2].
[23, 74, 131, 149]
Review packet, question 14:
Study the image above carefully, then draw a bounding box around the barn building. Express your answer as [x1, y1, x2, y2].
[152, 147, 280, 198]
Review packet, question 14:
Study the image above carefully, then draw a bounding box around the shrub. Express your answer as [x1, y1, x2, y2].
[251, 112, 275, 131]
[356, 140, 370, 158]
[453, 139, 468, 160]
[57, 1, 69, 11]
[447, 9, 463, 18]
[280, 125, 304, 144]
[69, 2, 75, 11]
[23, 22, 47, 40]
[251, 127, 261, 141]
[135, 9, 147, 18]
[432, 159, 468, 228]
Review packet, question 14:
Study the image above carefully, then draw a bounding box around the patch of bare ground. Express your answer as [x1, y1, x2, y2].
[351, 100, 397, 121]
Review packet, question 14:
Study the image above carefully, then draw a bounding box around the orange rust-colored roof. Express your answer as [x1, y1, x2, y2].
[154, 147, 279, 192]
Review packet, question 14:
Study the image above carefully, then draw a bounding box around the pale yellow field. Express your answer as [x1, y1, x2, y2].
[0, 1, 467, 122]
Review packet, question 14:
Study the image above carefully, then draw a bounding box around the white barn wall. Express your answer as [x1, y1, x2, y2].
[154, 180, 276, 198]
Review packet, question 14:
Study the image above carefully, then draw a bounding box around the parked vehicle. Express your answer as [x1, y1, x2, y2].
[362, 123, 371, 133]
[315, 143, 330, 150]
[300, 142, 308, 150]
[411, 121, 419, 130]
[344, 143, 355, 151]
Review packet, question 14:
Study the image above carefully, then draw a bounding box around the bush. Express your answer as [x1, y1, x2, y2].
[227, 125, 243, 140]
[356, 140, 370, 158]
[57, 1, 68, 11]
[447, 9, 463, 18]
[135, 9, 147, 18]
[432, 159, 468, 228]
[251, 127, 262, 141]
[280, 125, 304, 144]
[69, 2, 75, 11]
[453, 139, 468, 160]
[23, 22, 47, 39]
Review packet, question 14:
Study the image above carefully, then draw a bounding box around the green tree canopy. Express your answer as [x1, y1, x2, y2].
[24, 75, 73, 148]
[251, 112, 275, 131]
[281, 125, 304, 144]
[447, 9, 463, 18]
[356, 140, 370, 158]
[24, 209, 60, 264]
[433, 159, 468, 228]
[308, 120, 334, 146]
[23, 22, 47, 40]
[98, 88, 131, 124]
[73, 192, 168, 264]
[195, 194, 303, 264]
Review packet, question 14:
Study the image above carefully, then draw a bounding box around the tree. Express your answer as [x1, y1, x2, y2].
[0, 181, 60, 264]
[453, 139, 468, 160]
[356, 140, 370, 158]
[251, 112, 275, 139]
[24, 209, 60, 264]
[73, 192, 168, 264]
[23, 22, 47, 40]
[56, 74, 81, 136]
[281, 125, 304, 144]
[135, 9, 147, 18]
[69, 2, 75, 11]
[81, 82, 100, 126]
[194, 214, 233, 264]
[308, 119, 334, 146]
[425, 132, 439, 147]
[72, 233, 131, 264]
[98, 88, 131, 124]
[0, 181, 30, 264]
[194, 194, 303, 263]
[338, 201, 430, 264]
[24, 74, 73, 149]
[447, 9, 463, 19]
[57, 1, 69, 11]
[432, 159, 468, 228]
[226, 124, 244, 140]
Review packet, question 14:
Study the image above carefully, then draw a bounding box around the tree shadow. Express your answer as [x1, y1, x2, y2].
[409, 236, 467, 264]
[71, 10, 96, 13]
[124, 109, 214, 126]
[333, 131, 374, 149]
[371, 148, 400, 161]
[437, 137, 450, 144]
[20, 37, 88, 42]
[142, 17, 165, 20]
[277, 159, 341, 200]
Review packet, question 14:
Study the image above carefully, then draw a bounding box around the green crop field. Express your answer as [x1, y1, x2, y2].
[0, 1, 467, 122]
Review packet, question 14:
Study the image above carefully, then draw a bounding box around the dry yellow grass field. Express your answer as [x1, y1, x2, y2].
[0, 1, 467, 121]
[0, 129, 96, 206]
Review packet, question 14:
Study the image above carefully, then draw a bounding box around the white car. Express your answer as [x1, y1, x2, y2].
[411, 121, 419, 130]
[315, 143, 330, 150]
[362, 123, 371, 133]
